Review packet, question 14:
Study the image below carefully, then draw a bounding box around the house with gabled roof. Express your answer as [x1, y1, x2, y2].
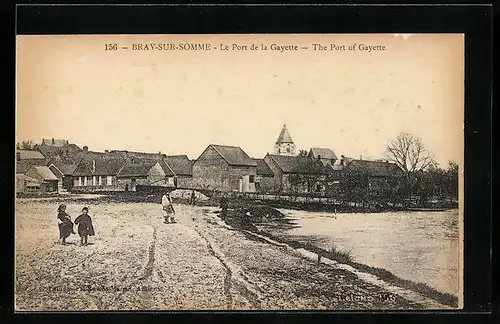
[163, 155, 194, 188]
[253, 158, 275, 193]
[72, 158, 127, 191]
[308, 148, 338, 166]
[264, 154, 328, 193]
[48, 161, 78, 192]
[21, 166, 59, 193]
[192, 144, 258, 192]
[340, 155, 404, 197]
[116, 160, 174, 191]
[16, 174, 42, 194]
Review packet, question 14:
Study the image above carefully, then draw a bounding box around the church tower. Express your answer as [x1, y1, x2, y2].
[274, 124, 296, 156]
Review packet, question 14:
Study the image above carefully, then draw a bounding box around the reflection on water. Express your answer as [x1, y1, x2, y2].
[257, 209, 460, 297]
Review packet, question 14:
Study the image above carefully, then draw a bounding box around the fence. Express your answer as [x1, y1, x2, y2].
[213, 191, 343, 206]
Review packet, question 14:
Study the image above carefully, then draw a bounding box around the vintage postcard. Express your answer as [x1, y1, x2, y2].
[15, 34, 463, 311]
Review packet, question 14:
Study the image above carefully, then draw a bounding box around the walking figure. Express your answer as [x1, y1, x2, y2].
[57, 204, 75, 245]
[162, 193, 176, 223]
[190, 190, 196, 206]
[74, 207, 95, 246]
[219, 195, 228, 221]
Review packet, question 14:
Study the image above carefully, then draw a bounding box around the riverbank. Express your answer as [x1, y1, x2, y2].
[17, 191, 458, 214]
[15, 198, 431, 310]
[215, 206, 458, 308]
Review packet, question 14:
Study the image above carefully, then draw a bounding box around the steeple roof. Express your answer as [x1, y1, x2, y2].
[276, 124, 294, 144]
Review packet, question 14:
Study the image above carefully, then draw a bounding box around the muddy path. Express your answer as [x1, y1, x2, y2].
[15, 200, 423, 310]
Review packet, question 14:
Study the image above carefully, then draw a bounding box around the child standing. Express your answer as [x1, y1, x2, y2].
[57, 204, 76, 245]
[74, 207, 95, 246]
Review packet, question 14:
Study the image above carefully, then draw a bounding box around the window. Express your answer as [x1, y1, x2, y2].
[98, 176, 102, 185]
[249, 175, 255, 183]
[83, 177, 87, 186]
[78, 177, 82, 186]
[107, 176, 113, 186]
[93, 176, 97, 186]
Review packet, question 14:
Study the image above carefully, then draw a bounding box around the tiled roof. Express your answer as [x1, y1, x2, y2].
[108, 150, 166, 161]
[346, 159, 402, 177]
[35, 144, 81, 159]
[158, 160, 175, 177]
[164, 155, 193, 176]
[49, 162, 77, 175]
[117, 161, 157, 177]
[309, 148, 338, 161]
[253, 158, 274, 176]
[209, 145, 257, 167]
[17, 150, 45, 160]
[32, 166, 59, 181]
[73, 158, 126, 176]
[276, 124, 294, 144]
[16, 160, 47, 174]
[267, 155, 326, 175]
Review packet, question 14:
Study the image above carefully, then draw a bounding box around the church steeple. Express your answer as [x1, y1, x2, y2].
[274, 124, 296, 156]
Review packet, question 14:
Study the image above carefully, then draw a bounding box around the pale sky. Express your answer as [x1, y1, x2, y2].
[16, 34, 464, 167]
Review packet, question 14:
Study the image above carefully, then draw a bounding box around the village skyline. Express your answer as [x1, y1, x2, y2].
[16, 34, 464, 167]
[16, 124, 455, 168]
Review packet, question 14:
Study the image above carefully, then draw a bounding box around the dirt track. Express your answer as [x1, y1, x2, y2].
[15, 198, 423, 311]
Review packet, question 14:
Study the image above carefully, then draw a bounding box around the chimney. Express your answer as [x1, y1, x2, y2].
[317, 154, 321, 161]
[83, 146, 88, 152]
[16, 152, 21, 161]
[340, 155, 345, 167]
[52, 138, 55, 144]
[92, 159, 96, 173]
[104, 150, 109, 153]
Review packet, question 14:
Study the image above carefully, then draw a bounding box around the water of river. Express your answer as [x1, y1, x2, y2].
[256, 209, 460, 298]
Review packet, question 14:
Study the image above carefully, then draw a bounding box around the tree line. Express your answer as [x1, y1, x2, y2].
[295, 132, 459, 209]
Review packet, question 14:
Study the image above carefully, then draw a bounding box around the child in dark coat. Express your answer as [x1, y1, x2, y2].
[74, 207, 95, 246]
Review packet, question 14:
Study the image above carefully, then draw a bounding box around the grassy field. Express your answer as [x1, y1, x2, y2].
[15, 195, 428, 311]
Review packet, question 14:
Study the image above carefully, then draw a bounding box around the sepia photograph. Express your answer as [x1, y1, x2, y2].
[15, 34, 463, 311]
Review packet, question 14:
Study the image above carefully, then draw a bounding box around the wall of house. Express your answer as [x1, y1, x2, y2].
[42, 181, 59, 193]
[147, 162, 167, 185]
[62, 176, 74, 190]
[72, 175, 121, 191]
[192, 146, 257, 192]
[255, 175, 275, 193]
[16, 178, 26, 193]
[176, 176, 193, 188]
[263, 156, 285, 192]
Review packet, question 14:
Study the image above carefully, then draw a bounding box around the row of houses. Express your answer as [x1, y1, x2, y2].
[16, 126, 402, 195]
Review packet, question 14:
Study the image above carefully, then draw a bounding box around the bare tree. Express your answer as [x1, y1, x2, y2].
[386, 132, 436, 199]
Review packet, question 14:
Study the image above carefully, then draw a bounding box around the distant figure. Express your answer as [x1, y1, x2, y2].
[190, 190, 196, 206]
[162, 193, 176, 224]
[57, 204, 75, 245]
[74, 207, 95, 246]
[219, 195, 229, 221]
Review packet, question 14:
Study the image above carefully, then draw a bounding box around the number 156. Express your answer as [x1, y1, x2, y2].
[105, 44, 118, 51]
